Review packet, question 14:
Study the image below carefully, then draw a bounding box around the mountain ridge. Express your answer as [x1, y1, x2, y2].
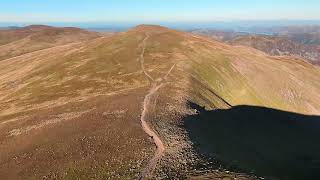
[0, 25, 320, 179]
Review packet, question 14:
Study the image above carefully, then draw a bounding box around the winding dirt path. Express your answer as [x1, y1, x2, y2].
[138, 34, 175, 179]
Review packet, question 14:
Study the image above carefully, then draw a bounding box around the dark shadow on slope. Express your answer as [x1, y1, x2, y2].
[183, 102, 320, 180]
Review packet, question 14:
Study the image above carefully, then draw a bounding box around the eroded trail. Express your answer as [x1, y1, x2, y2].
[138, 34, 175, 179]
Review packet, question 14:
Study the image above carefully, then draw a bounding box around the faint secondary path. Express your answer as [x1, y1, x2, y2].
[139, 34, 155, 82]
[138, 34, 175, 179]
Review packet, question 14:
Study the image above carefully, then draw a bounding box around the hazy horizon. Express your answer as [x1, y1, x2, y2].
[1, 20, 320, 32]
[1, 0, 320, 24]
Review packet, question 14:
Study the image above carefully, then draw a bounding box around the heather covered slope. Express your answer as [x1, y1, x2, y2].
[0, 25, 320, 179]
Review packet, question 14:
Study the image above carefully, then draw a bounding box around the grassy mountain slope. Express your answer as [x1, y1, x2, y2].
[0, 25, 101, 61]
[0, 25, 320, 179]
[183, 33, 320, 114]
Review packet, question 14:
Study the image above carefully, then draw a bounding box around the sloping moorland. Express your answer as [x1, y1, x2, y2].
[0, 25, 319, 179]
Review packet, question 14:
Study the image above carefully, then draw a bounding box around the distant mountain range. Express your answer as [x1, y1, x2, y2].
[229, 35, 320, 64]
[191, 26, 320, 64]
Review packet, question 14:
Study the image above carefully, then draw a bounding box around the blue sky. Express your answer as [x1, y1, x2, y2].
[0, 0, 320, 23]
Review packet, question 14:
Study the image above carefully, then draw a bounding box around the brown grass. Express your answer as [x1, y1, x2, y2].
[0, 25, 320, 179]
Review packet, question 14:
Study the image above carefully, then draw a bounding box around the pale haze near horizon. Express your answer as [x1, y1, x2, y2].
[0, 0, 320, 23]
